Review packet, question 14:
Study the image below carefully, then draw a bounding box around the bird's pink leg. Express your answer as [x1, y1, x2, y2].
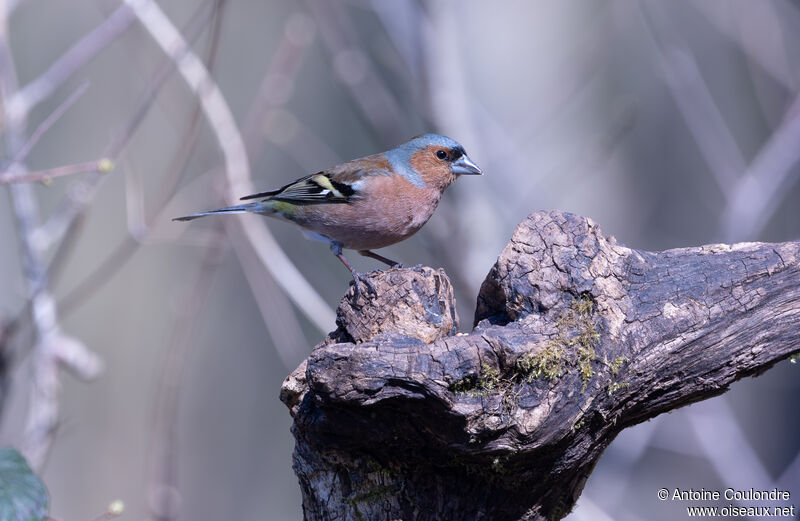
[358, 250, 401, 268]
[330, 243, 376, 299]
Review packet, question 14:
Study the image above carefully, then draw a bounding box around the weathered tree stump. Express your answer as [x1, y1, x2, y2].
[280, 210, 800, 521]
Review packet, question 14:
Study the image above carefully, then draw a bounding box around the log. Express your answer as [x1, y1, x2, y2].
[280, 210, 800, 521]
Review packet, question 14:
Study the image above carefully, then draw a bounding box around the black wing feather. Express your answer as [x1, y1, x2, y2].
[239, 173, 354, 205]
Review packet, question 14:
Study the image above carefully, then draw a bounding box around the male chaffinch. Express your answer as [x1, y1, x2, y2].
[175, 133, 482, 297]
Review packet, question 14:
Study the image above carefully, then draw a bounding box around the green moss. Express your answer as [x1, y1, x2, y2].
[572, 417, 586, 431]
[346, 483, 394, 521]
[479, 364, 501, 391]
[608, 356, 629, 375]
[451, 363, 502, 397]
[577, 346, 596, 391]
[511, 296, 603, 392]
[607, 381, 630, 396]
[452, 296, 609, 413]
[346, 485, 393, 505]
[516, 341, 567, 382]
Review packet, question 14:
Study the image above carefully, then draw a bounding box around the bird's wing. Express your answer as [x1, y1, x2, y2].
[240, 154, 391, 204]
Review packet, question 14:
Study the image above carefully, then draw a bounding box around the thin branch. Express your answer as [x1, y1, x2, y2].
[240, 12, 316, 159]
[640, 3, 745, 200]
[303, 0, 408, 144]
[0, 159, 112, 184]
[0, 8, 101, 471]
[643, 2, 800, 242]
[127, 0, 335, 332]
[7, 81, 90, 167]
[147, 226, 226, 521]
[51, 0, 227, 313]
[35, 0, 220, 255]
[228, 218, 308, 369]
[693, 1, 799, 92]
[721, 94, 800, 241]
[6, 4, 136, 121]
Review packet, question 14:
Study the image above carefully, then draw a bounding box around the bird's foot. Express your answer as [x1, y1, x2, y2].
[351, 272, 377, 302]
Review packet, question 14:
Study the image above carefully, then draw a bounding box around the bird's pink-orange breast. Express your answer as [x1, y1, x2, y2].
[292, 173, 443, 250]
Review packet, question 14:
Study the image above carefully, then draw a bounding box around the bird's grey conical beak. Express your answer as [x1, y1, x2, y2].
[451, 154, 482, 175]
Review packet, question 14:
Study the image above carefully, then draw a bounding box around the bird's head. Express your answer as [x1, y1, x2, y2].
[386, 133, 482, 190]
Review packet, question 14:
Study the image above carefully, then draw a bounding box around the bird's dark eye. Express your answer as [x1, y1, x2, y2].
[436, 150, 448, 160]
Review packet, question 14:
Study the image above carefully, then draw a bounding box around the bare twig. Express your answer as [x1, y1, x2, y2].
[640, 7, 746, 201]
[147, 225, 226, 521]
[721, 94, 800, 241]
[0, 159, 112, 184]
[303, 0, 408, 144]
[7, 81, 90, 167]
[36, 0, 220, 258]
[127, 0, 335, 332]
[0, 8, 101, 471]
[51, 0, 226, 314]
[228, 218, 307, 369]
[240, 12, 316, 158]
[6, 4, 136, 122]
[642, 3, 800, 242]
[693, 1, 798, 92]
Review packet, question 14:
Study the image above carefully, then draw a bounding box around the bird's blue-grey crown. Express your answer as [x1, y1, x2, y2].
[385, 133, 480, 187]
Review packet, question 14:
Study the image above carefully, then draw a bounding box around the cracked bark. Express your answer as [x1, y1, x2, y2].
[280, 210, 800, 521]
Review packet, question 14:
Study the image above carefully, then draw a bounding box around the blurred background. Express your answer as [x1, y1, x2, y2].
[0, 0, 798, 520]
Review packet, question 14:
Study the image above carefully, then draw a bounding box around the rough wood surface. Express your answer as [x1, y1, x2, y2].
[280, 210, 800, 521]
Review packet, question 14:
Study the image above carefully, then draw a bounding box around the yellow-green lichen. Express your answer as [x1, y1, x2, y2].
[518, 295, 601, 390]
[608, 356, 629, 375]
[451, 363, 501, 397]
[346, 484, 394, 521]
[607, 381, 630, 396]
[516, 341, 567, 382]
[452, 296, 607, 412]
[577, 346, 596, 391]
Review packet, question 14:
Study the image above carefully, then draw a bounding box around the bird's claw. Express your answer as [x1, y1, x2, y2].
[351, 273, 377, 301]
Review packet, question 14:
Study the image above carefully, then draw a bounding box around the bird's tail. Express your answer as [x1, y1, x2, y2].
[173, 202, 264, 222]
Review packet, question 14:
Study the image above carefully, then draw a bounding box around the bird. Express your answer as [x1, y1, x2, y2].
[174, 133, 482, 298]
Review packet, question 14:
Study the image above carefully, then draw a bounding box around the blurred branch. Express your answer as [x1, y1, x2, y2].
[240, 12, 315, 158]
[7, 81, 90, 167]
[127, 0, 335, 332]
[0, 159, 112, 184]
[640, 5, 744, 201]
[2, 0, 220, 351]
[0, 82, 100, 185]
[643, 3, 800, 242]
[656, 51, 744, 198]
[36, 0, 220, 260]
[43, 0, 223, 315]
[721, 94, 800, 241]
[303, 0, 408, 144]
[687, 400, 778, 493]
[693, 1, 798, 92]
[236, 12, 322, 361]
[228, 218, 307, 370]
[6, 4, 136, 122]
[148, 224, 226, 521]
[0, 9, 102, 471]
